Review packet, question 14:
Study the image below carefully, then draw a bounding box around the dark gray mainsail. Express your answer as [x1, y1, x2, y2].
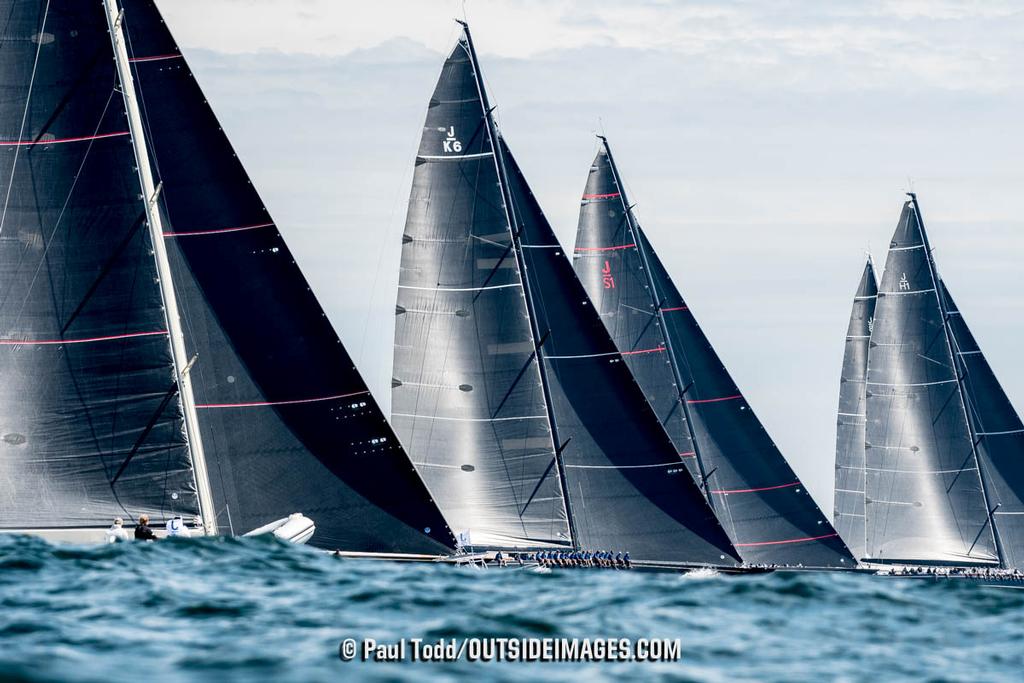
[941, 280, 1024, 569]
[834, 258, 878, 560]
[119, 0, 455, 554]
[572, 140, 853, 568]
[0, 1, 198, 533]
[394, 25, 739, 565]
[864, 196, 997, 565]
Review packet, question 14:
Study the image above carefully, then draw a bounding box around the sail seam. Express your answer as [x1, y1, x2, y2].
[880, 288, 935, 296]
[866, 379, 957, 387]
[686, 394, 742, 405]
[0, 131, 130, 147]
[712, 481, 800, 494]
[397, 283, 521, 293]
[734, 533, 839, 547]
[163, 222, 274, 237]
[0, 329, 167, 346]
[195, 390, 369, 409]
[128, 53, 183, 63]
[866, 466, 978, 474]
[545, 351, 618, 360]
[574, 244, 635, 253]
[417, 152, 494, 161]
[393, 413, 549, 423]
[564, 462, 681, 470]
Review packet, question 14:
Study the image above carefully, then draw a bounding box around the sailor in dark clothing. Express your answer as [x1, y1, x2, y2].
[134, 514, 157, 541]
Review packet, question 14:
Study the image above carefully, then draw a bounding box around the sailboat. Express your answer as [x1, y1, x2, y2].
[844, 194, 1023, 569]
[834, 257, 877, 561]
[0, 0, 454, 555]
[392, 23, 740, 568]
[571, 137, 853, 568]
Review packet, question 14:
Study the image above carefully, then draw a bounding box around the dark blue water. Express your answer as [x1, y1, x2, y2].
[1, 534, 1021, 682]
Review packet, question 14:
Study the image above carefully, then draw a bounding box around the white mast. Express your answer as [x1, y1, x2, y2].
[103, 0, 218, 536]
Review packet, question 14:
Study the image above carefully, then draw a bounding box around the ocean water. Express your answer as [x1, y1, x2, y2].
[0, 535, 1021, 683]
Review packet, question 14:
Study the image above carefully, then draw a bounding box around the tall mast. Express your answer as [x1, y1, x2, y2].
[458, 21, 577, 548]
[104, 0, 217, 536]
[598, 137, 716, 510]
[908, 192, 1001, 564]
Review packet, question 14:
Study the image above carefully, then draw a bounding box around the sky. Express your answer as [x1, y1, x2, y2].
[157, 0, 1024, 516]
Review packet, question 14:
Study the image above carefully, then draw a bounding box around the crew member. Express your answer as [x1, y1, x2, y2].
[105, 518, 130, 543]
[134, 514, 157, 541]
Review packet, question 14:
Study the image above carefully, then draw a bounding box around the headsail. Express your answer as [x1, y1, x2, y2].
[573, 140, 853, 567]
[0, 1, 198, 532]
[864, 197, 997, 565]
[834, 258, 877, 560]
[395, 26, 738, 565]
[941, 280, 1024, 569]
[119, 0, 454, 553]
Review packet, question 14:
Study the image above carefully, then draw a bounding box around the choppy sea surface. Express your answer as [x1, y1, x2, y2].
[1, 534, 1022, 682]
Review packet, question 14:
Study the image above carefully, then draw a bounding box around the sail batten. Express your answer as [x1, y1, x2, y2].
[573, 139, 853, 567]
[862, 198, 998, 565]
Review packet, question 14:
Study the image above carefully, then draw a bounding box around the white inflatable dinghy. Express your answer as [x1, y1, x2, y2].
[243, 513, 316, 545]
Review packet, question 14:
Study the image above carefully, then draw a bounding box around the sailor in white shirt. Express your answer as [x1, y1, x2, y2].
[165, 515, 191, 538]
[104, 517, 130, 543]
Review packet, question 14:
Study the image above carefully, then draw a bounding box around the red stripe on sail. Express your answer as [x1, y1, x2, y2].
[622, 346, 665, 356]
[661, 306, 689, 312]
[196, 390, 370, 409]
[129, 54, 184, 63]
[574, 244, 635, 253]
[687, 394, 743, 405]
[0, 330, 167, 346]
[164, 222, 274, 238]
[582, 192, 621, 199]
[0, 131, 130, 147]
[734, 533, 839, 548]
[678, 451, 697, 458]
[712, 481, 800, 494]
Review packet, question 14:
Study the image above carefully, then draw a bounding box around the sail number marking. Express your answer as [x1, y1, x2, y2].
[602, 260, 616, 289]
[443, 126, 463, 153]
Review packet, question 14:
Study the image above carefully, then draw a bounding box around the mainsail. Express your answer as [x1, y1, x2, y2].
[863, 196, 997, 565]
[573, 140, 853, 567]
[834, 258, 877, 560]
[394, 25, 738, 565]
[0, 1, 198, 532]
[941, 280, 1024, 569]
[118, 0, 455, 553]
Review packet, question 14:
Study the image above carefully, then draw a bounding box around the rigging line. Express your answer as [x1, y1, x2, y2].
[0, 0, 50, 238]
[125, 21, 227, 521]
[60, 213, 148, 335]
[110, 380, 180, 485]
[7, 89, 120, 327]
[912, 196, 999, 558]
[596, 140, 718, 513]
[461, 24, 572, 542]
